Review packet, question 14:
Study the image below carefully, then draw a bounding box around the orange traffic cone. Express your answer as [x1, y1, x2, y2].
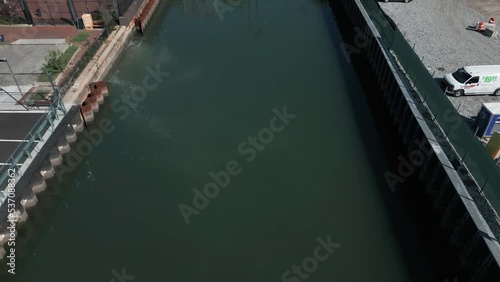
[477, 21, 486, 31]
[489, 17, 496, 24]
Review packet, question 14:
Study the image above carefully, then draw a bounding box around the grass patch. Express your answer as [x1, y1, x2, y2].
[37, 74, 49, 82]
[30, 93, 47, 101]
[35, 89, 49, 95]
[71, 32, 91, 43]
[60, 45, 79, 65]
[38, 45, 79, 81]
[26, 89, 50, 102]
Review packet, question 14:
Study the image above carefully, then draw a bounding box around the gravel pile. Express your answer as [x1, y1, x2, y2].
[380, 0, 500, 124]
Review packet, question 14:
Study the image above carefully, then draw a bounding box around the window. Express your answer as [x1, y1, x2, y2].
[452, 68, 472, 83]
[467, 76, 479, 84]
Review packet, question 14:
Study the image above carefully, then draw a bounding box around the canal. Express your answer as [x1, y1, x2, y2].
[13, 0, 435, 281]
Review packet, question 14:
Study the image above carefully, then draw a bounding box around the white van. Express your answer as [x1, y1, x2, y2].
[441, 65, 500, 97]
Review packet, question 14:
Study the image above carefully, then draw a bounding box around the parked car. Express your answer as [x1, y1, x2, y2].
[441, 65, 500, 97]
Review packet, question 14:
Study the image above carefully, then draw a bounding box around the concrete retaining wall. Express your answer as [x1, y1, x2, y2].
[335, 0, 500, 280]
[120, 0, 148, 27]
[63, 24, 136, 106]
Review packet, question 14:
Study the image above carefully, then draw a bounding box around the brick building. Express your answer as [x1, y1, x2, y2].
[0, 0, 135, 25]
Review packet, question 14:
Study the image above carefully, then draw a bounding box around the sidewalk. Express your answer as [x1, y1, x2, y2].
[0, 26, 95, 43]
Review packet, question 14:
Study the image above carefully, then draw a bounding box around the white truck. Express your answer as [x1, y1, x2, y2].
[441, 65, 500, 97]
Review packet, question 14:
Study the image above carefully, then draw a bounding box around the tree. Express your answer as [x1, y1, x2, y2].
[43, 50, 64, 77]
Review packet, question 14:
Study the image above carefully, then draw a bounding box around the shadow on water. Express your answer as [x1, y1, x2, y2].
[321, 1, 467, 281]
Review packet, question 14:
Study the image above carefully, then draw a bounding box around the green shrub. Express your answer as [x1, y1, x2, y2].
[98, 7, 113, 24]
[42, 45, 79, 79]
[43, 50, 64, 77]
[31, 93, 46, 101]
[35, 89, 49, 95]
[59, 45, 79, 66]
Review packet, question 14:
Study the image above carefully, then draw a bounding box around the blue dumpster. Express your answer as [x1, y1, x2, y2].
[475, 103, 500, 138]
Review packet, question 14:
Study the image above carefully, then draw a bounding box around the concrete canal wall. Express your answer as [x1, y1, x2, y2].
[0, 0, 161, 262]
[64, 0, 161, 106]
[333, 0, 500, 280]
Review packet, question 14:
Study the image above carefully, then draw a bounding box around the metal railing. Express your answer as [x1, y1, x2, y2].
[0, 75, 66, 206]
[0, 18, 116, 204]
[0, 111, 56, 200]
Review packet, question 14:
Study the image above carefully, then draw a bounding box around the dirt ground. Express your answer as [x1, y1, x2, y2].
[466, 0, 500, 19]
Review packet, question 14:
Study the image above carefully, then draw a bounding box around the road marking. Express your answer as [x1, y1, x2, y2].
[0, 139, 41, 143]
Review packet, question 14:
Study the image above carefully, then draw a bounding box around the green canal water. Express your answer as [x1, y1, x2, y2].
[12, 0, 434, 281]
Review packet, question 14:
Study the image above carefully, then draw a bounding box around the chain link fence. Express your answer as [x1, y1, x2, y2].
[0, 0, 30, 24]
[360, 0, 500, 214]
[0, 0, 135, 25]
[57, 19, 116, 95]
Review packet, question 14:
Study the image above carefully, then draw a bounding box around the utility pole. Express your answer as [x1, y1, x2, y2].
[0, 87, 28, 110]
[67, 0, 78, 27]
[0, 58, 23, 98]
[18, 0, 34, 24]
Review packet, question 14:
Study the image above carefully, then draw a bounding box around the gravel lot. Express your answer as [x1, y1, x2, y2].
[380, 0, 500, 124]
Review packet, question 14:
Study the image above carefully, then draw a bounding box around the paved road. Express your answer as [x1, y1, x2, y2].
[0, 112, 44, 164]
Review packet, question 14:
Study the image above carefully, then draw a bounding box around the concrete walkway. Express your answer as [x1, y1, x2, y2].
[12, 39, 66, 45]
[0, 26, 91, 44]
[0, 44, 69, 86]
[0, 86, 33, 111]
